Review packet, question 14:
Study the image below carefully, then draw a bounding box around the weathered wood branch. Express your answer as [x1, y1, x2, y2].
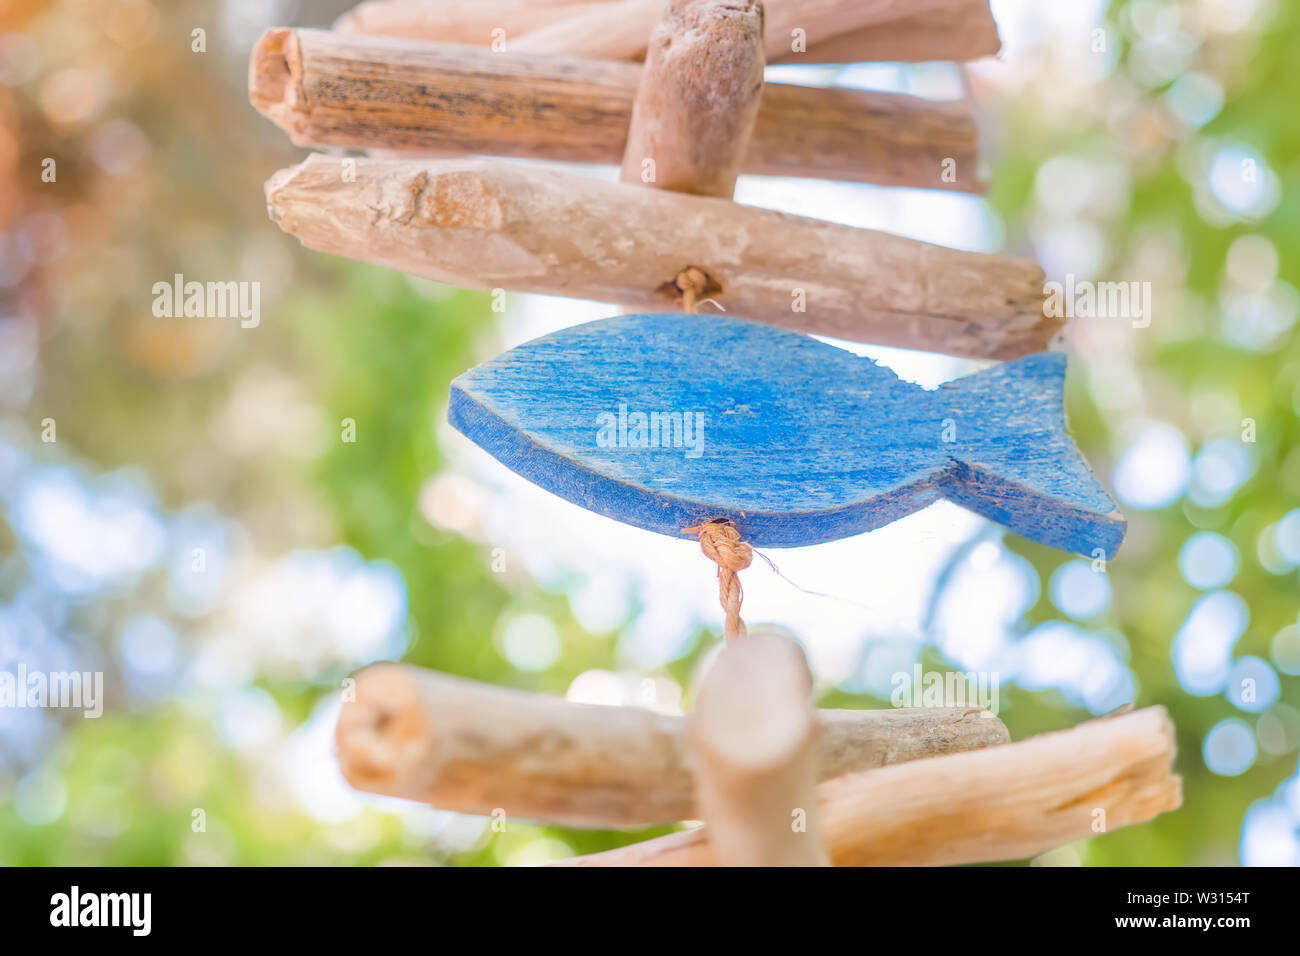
[510, 0, 994, 64]
[510, 0, 672, 61]
[620, 0, 765, 199]
[336, 0, 1001, 64]
[264, 154, 1053, 359]
[774, 0, 1001, 64]
[249, 28, 982, 192]
[335, 662, 1009, 828]
[690, 631, 828, 865]
[334, 0, 598, 47]
[554, 706, 1182, 865]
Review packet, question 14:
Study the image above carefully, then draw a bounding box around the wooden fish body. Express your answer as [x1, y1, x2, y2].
[449, 313, 1125, 557]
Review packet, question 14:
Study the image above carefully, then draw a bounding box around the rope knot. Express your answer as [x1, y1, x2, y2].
[684, 519, 751, 642]
[693, 520, 752, 572]
[672, 266, 717, 313]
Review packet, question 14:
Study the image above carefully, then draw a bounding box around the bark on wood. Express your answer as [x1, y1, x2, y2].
[689, 631, 828, 865]
[264, 154, 1053, 360]
[249, 27, 983, 192]
[620, 0, 765, 199]
[335, 662, 1009, 828]
[336, 0, 1001, 65]
[555, 706, 1182, 865]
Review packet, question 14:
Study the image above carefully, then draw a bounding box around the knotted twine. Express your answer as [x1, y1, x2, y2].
[673, 265, 713, 314]
[684, 519, 752, 642]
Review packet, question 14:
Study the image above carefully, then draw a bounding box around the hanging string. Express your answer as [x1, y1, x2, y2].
[684, 519, 752, 642]
[673, 272, 755, 644]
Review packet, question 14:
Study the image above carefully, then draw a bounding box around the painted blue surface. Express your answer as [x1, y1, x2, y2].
[449, 313, 1126, 557]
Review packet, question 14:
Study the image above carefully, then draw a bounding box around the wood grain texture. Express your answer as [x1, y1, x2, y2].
[336, 0, 1001, 64]
[449, 313, 1126, 557]
[620, 0, 765, 199]
[336, 662, 1010, 828]
[264, 155, 1050, 358]
[249, 28, 983, 191]
[690, 630, 828, 865]
[555, 706, 1182, 866]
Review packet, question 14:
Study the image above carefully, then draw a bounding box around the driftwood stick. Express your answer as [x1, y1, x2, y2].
[249, 28, 982, 192]
[620, 0, 765, 199]
[334, 0, 597, 46]
[335, 662, 1009, 829]
[513, 0, 968, 63]
[336, 0, 1001, 65]
[264, 155, 1053, 359]
[512, 0, 667, 61]
[690, 631, 828, 866]
[555, 706, 1182, 865]
[774, 0, 1001, 64]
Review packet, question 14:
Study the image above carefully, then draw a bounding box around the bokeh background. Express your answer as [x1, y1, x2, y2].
[1, 0, 1297, 866]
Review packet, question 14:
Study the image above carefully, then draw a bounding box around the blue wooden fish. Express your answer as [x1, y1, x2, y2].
[449, 313, 1125, 557]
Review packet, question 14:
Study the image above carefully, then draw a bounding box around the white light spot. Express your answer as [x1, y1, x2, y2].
[1049, 560, 1111, 619]
[1172, 590, 1248, 695]
[1113, 423, 1190, 509]
[1203, 717, 1256, 775]
[500, 613, 561, 672]
[1178, 532, 1238, 589]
